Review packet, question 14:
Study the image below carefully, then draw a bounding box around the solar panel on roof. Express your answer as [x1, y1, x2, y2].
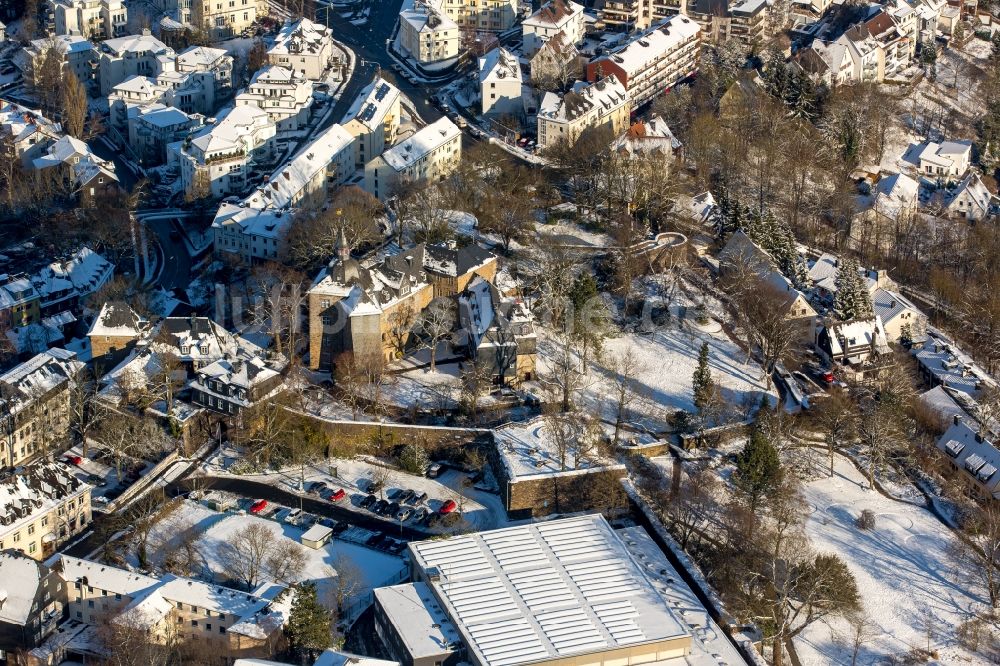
[359, 103, 377, 123]
[375, 83, 390, 101]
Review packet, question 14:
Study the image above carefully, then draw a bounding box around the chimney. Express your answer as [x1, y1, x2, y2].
[976, 432, 984, 444]
[954, 414, 961, 426]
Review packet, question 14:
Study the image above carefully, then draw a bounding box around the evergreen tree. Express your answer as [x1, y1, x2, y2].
[568, 272, 607, 370]
[692, 342, 715, 415]
[833, 258, 874, 321]
[733, 429, 782, 520]
[285, 582, 332, 662]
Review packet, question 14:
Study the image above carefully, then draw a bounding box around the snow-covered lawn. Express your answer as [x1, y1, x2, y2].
[795, 455, 985, 665]
[535, 315, 775, 431]
[137, 500, 406, 608]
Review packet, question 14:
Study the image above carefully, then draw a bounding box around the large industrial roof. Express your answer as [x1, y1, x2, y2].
[408, 515, 690, 666]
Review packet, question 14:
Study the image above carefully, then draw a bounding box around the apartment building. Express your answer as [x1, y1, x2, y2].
[479, 47, 523, 116]
[398, 3, 460, 65]
[0, 551, 68, 656]
[192, 0, 267, 40]
[16, 36, 97, 93]
[429, 0, 519, 32]
[176, 44, 234, 96]
[189, 353, 285, 415]
[0, 462, 91, 560]
[686, 0, 770, 47]
[268, 18, 336, 80]
[364, 116, 461, 199]
[97, 32, 175, 96]
[129, 105, 204, 165]
[176, 105, 276, 200]
[235, 65, 314, 132]
[586, 15, 700, 107]
[522, 0, 585, 56]
[0, 274, 41, 329]
[596, 0, 653, 32]
[0, 349, 85, 470]
[49, 0, 127, 39]
[342, 77, 401, 169]
[52, 556, 288, 659]
[211, 204, 292, 265]
[537, 75, 630, 149]
[0, 101, 64, 166]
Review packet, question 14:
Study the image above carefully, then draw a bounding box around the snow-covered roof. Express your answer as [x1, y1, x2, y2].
[343, 77, 400, 131]
[494, 415, 625, 480]
[100, 33, 172, 57]
[176, 45, 229, 69]
[0, 99, 62, 145]
[194, 355, 281, 406]
[524, 0, 583, 29]
[189, 104, 272, 157]
[244, 123, 353, 210]
[0, 551, 49, 627]
[212, 203, 293, 239]
[917, 386, 964, 425]
[380, 117, 459, 172]
[32, 246, 114, 306]
[373, 583, 461, 660]
[538, 75, 627, 123]
[615, 526, 752, 666]
[0, 348, 83, 415]
[595, 16, 700, 78]
[88, 302, 147, 338]
[136, 106, 196, 129]
[31, 135, 93, 170]
[0, 462, 90, 536]
[872, 172, 918, 221]
[406, 515, 690, 666]
[479, 48, 521, 86]
[871, 287, 923, 329]
[915, 333, 997, 396]
[823, 316, 890, 359]
[916, 140, 972, 169]
[610, 115, 680, 156]
[937, 418, 1000, 498]
[28, 34, 94, 56]
[313, 650, 400, 666]
[399, 4, 458, 34]
[269, 17, 333, 56]
[672, 191, 715, 223]
[946, 172, 994, 215]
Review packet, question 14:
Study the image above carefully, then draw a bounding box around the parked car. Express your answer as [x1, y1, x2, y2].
[439, 499, 457, 515]
[285, 508, 304, 525]
[86, 474, 108, 487]
[64, 455, 83, 466]
[319, 517, 336, 528]
[365, 532, 384, 546]
[332, 521, 350, 535]
[411, 491, 429, 505]
[426, 463, 443, 478]
[306, 481, 328, 495]
[373, 499, 389, 515]
[397, 507, 413, 522]
[399, 489, 415, 504]
[413, 506, 429, 524]
[249, 499, 268, 514]
[360, 494, 377, 509]
[427, 512, 443, 528]
[387, 488, 403, 500]
[387, 502, 400, 517]
[328, 488, 347, 502]
[389, 540, 408, 555]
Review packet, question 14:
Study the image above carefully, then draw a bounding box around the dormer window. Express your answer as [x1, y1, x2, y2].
[200, 344, 209, 354]
[181, 345, 190, 354]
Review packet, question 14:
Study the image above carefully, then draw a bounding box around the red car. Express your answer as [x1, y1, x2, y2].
[65, 455, 83, 466]
[249, 499, 268, 514]
[328, 488, 346, 502]
[439, 499, 457, 515]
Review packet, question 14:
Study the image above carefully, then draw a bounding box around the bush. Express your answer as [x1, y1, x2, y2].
[856, 509, 876, 530]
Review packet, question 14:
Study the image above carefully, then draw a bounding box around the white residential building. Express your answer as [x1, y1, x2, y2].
[129, 105, 204, 165]
[176, 45, 233, 96]
[176, 105, 276, 200]
[937, 417, 1000, 500]
[0, 462, 91, 559]
[242, 123, 355, 211]
[235, 65, 314, 132]
[917, 140, 972, 181]
[211, 204, 292, 265]
[586, 16, 700, 107]
[871, 287, 926, 344]
[522, 0, 585, 56]
[49, 0, 127, 39]
[97, 32, 175, 96]
[268, 18, 336, 80]
[0, 21, 6, 42]
[430, 0, 519, 32]
[479, 47, 523, 116]
[342, 77, 401, 168]
[944, 173, 994, 221]
[399, 3, 460, 64]
[610, 114, 681, 158]
[537, 75, 630, 149]
[364, 116, 461, 199]
[192, 0, 267, 40]
[16, 36, 97, 92]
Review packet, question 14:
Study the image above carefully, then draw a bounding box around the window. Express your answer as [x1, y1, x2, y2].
[206, 623, 212, 631]
[219, 626, 226, 634]
[191, 620, 198, 627]
[29, 542, 36, 554]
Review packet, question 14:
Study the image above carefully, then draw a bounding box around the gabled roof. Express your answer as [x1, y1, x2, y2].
[524, 0, 583, 27]
[937, 419, 1000, 498]
[268, 17, 333, 56]
[538, 74, 627, 122]
[479, 47, 521, 85]
[0, 551, 50, 627]
[88, 301, 147, 338]
[871, 287, 922, 327]
[380, 117, 459, 172]
[342, 77, 400, 131]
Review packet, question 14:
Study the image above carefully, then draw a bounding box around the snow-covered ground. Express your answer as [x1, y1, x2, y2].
[534, 310, 775, 431]
[795, 454, 985, 665]
[136, 500, 406, 607]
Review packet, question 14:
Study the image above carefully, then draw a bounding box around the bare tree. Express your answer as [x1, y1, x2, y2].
[385, 303, 416, 360]
[953, 502, 1000, 609]
[810, 388, 858, 475]
[540, 331, 583, 412]
[415, 298, 455, 372]
[220, 522, 275, 589]
[61, 71, 88, 138]
[368, 466, 394, 499]
[266, 540, 308, 584]
[609, 348, 643, 446]
[459, 360, 492, 424]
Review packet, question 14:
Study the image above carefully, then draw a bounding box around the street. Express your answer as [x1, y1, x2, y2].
[134, 210, 196, 291]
